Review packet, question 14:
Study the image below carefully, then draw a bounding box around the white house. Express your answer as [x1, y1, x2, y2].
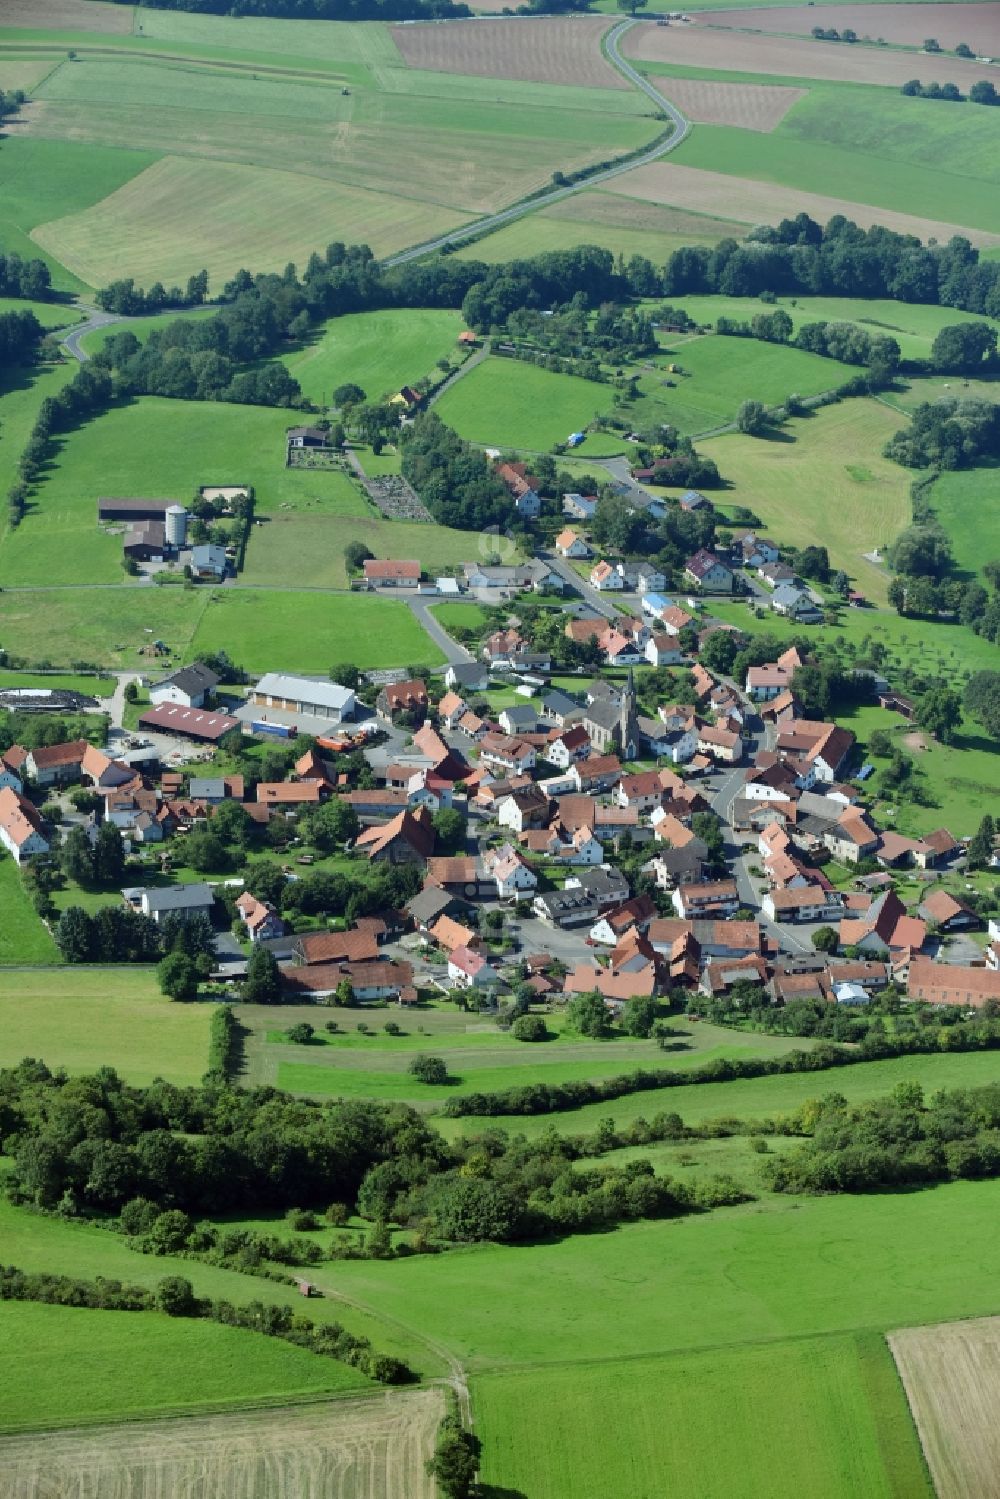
[590, 561, 624, 592]
[0, 787, 49, 863]
[149, 662, 220, 710]
[684, 550, 735, 593]
[562, 492, 597, 520]
[555, 528, 591, 559]
[545, 725, 591, 768]
[483, 844, 538, 899]
[645, 634, 685, 667]
[448, 945, 501, 990]
[561, 826, 604, 865]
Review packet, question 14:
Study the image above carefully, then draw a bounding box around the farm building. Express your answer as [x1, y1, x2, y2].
[137, 703, 240, 743]
[98, 498, 175, 523]
[150, 662, 220, 710]
[249, 674, 356, 725]
[286, 426, 329, 449]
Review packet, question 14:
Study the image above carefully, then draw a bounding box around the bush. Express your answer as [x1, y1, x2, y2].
[286, 1022, 315, 1045]
[511, 1014, 549, 1042]
[156, 1275, 197, 1317]
[286, 1207, 320, 1231]
[408, 1054, 450, 1085]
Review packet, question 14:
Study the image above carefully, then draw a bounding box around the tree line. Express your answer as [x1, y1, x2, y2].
[105, 0, 469, 18]
[95, 269, 209, 316]
[0, 251, 52, 301]
[902, 78, 999, 105]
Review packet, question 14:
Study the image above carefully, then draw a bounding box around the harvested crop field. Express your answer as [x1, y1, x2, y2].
[390, 17, 628, 89]
[700, 5, 1000, 55]
[652, 78, 805, 130]
[890, 1316, 1000, 1499]
[2, 0, 132, 32]
[625, 21, 1000, 87]
[0, 1388, 444, 1499]
[606, 161, 1000, 247]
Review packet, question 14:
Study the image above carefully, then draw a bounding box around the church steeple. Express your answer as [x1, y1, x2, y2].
[618, 667, 639, 760]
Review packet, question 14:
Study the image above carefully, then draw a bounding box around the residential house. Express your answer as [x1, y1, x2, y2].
[737, 532, 780, 569]
[363, 559, 421, 589]
[444, 662, 489, 694]
[697, 723, 743, 764]
[684, 550, 734, 593]
[480, 733, 536, 776]
[679, 490, 709, 512]
[590, 561, 624, 592]
[589, 895, 657, 947]
[658, 605, 694, 638]
[497, 786, 550, 833]
[149, 662, 220, 710]
[482, 843, 537, 899]
[376, 679, 429, 724]
[427, 915, 481, 955]
[437, 691, 467, 730]
[235, 891, 285, 943]
[498, 705, 538, 737]
[840, 890, 926, 959]
[645, 634, 685, 667]
[771, 584, 822, 623]
[448, 946, 501, 990]
[130, 884, 216, 924]
[617, 561, 666, 594]
[25, 739, 89, 787]
[569, 754, 622, 794]
[672, 880, 739, 919]
[599, 628, 645, 668]
[918, 889, 979, 932]
[615, 770, 664, 813]
[190, 544, 227, 580]
[762, 885, 845, 923]
[0, 786, 49, 862]
[555, 528, 590, 559]
[425, 855, 496, 900]
[355, 808, 434, 866]
[286, 426, 328, 449]
[482, 629, 529, 667]
[545, 724, 591, 768]
[533, 866, 629, 927]
[496, 460, 541, 518]
[759, 561, 797, 588]
[562, 492, 597, 520]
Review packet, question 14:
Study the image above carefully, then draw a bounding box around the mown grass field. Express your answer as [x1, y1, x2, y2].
[0, 858, 61, 966]
[473, 1334, 931, 1499]
[241, 513, 480, 590]
[282, 308, 464, 406]
[697, 398, 910, 603]
[0, 968, 212, 1085]
[924, 465, 1000, 586]
[0, 396, 370, 587]
[189, 590, 444, 674]
[655, 293, 1000, 363]
[0, 295, 80, 331]
[434, 357, 624, 455]
[0, 1302, 363, 1432]
[455, 192, 740, 264]
[639, 331, 854, 435]
[0, 358, 75, 531]
[77, 305, 216, 356]
[670, 119, 1000, 237]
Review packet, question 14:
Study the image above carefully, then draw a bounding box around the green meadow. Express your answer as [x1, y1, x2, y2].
[473, 1335, 930, 1499]
[639, 332, 854, 435]
[455, 192, 739, 264]
[241, 513, 480, 590]
[434, 358, 625, 455]
[282, 308, 464, 406]
[0, 358, 76, 530]
[671, 122, 1000, 236]
[0, 858, 61, 966]
[0, 1302, 362, 1432]
[924, 465, 1000, 585]
[0, 968, 211, 1086]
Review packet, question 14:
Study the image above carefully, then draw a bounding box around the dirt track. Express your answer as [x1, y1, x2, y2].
[890, 1318, 1000, 1499]
[699, 4, 1000, 55]
[390, 17, 629, 90]
[647, 78, 805, 131]
[0, 1389, 445, 1499]
[3, 0, 133, 32]
[606, 159, 1000, 247]
[625, 21, 1000, 86]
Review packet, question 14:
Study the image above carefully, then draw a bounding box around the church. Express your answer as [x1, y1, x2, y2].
[581, 670, 642, 760]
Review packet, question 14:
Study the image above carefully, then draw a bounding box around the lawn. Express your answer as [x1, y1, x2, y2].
[925, 465, 1000, 586]
[282, 308, 465, 407]
[189, 590, 445, 674]
[0, 1302, 363, 1432]
[636, 332, 855, 436]
[473, 1334, 931, 1499]
[0, 857, 61, 965]
[0, 296, 81, 332]
[434, 358, 625, 455]
[697, 399, 910, 603]
[651, 293, 1000, 364]
[0, 585, 207, 671]
[670, 120, 1000, 237]
[0, 669, 114, 695]
[0, 396, 370, 587]
[0, 968, 212, 1085]
[241, 513, 480, 590]
[428, 601, 492, 637]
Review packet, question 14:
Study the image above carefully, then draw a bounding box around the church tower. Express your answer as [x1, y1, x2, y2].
[617, 667, 640, 761]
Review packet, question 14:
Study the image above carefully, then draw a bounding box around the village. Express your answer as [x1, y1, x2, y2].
[2, 524, 997, 1020]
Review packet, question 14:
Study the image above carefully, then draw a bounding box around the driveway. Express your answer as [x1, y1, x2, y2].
[407, 597, 473, 667]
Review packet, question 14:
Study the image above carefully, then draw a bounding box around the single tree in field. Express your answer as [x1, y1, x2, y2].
[157, 951, 199, 1002]
[736, 399, 767, 435]
[408, 1054, 449, 1085]
[617, 0, 648, 14]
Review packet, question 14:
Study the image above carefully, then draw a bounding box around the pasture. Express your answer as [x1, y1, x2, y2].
[0, 1386, 443, 1496]
[890, 1315, 1000, 1499]
[637, 332, 855, 435]
[657, 293, 1000, 363]
[0, 968, 212, 1085]
[282, 308, 464, 407]
[455, 192, 741, 263]
[0, 1303, 366, 1434]
[241, 514, 482, 590]
[697, 399, 910, 602]
[0, 857, 61, 966]
[434, 357, 623, 454]
[474, 1334, 930, 1499]
[931, 466, 1000, 585]
[0, 359, 75, 538]
[0, 586, 206, 671]
[189, 590, 444, 674]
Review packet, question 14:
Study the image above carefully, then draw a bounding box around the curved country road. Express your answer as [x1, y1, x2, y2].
[59, 19, 689, 359]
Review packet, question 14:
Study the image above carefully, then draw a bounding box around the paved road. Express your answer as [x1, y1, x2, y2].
[61, 308, 120, 362]
[407, 597, 474, 665]
[429, 337, 492, 406]
[381, 18, 690, 269]
[543, 552, 620, 619]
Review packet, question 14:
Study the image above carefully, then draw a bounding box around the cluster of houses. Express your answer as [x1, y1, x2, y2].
[97, 497, 228, 579]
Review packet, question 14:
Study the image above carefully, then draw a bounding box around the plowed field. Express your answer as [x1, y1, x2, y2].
[0, 1389, 445, 1499]
[700, 5, 1000, 55]
[390, 17, 628, 89]
[2, 0, 132, 31]
[626, 21, 1000, 86]
[653, 78, 805, 130]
